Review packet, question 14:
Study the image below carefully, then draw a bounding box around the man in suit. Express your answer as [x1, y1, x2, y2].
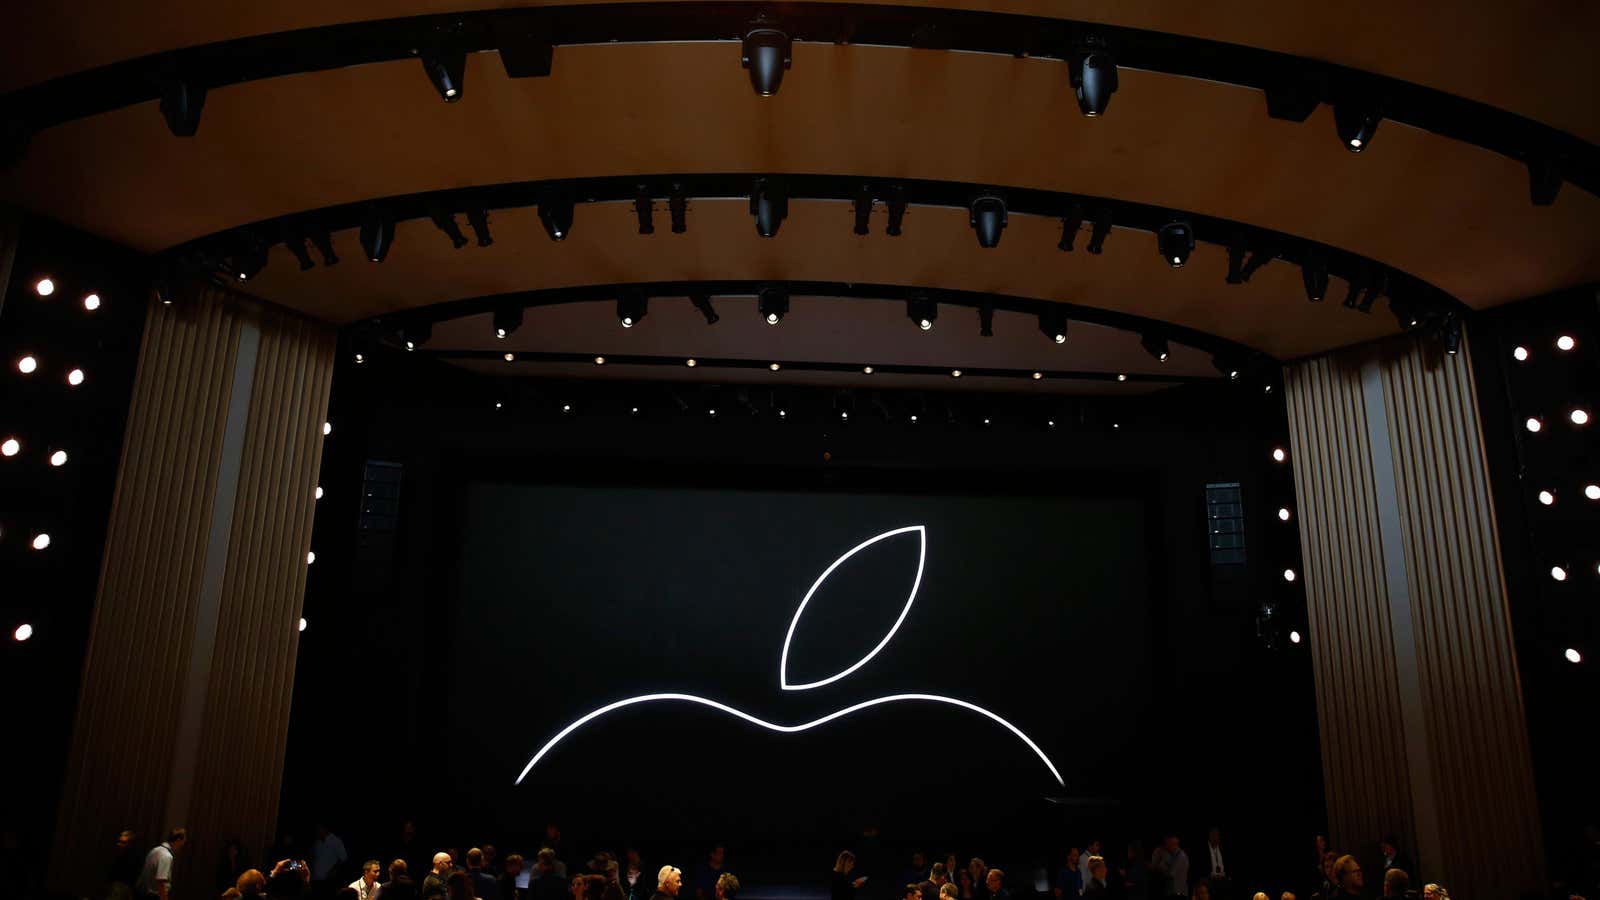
[1199, 827, 1230, 899]
[1377, 837, 1412, 880]
[467, 850, 499, 900]
[497, 856, 525, 900]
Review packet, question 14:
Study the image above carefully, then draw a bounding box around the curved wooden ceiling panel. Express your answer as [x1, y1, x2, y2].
[2, 1, 1595, 144]
[240, 199, 1397, 361]
[6, 42, 1598, 312]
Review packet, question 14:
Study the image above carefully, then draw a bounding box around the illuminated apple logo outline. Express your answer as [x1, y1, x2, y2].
[515, 525, 1064, 786]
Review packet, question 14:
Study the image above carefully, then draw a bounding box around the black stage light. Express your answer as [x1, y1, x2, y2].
[1226, 241, 1247, 284]
[1141, 332, 1170, 362]
[979, 304, 995, 338]
[360, 207, 395, 262]
[1389, 297, 1423, 331]
[1070, 50, 1118, 117]
[1157, 220, 1195, 268]
[907, 297, 938, 331]
[496, 21, 554, 78]
[1342, 266, 1367, 309]
[282, 226, 316, 271]
[539, 190, 575, 241]
[1333, 102, 1381, 152]
[741, 27, 792, 96]
[307, 226, 339, 265]
[420, 46, 467, 102]
[885, 186, 907, 236]
[853, 185, 872, 235]
[1087, 207, 1113, 254]
[466, 209, 493, 247]
[0, 117, 30, 170]
[233, 238, 268, 281]
[429, 207, 469, 249]
[970, 195, 1007, 248]
[758, 287, 789, 325]
[1440, 312, 1462, 355]
[1240, 246, 1276, 282]
[634, 186, 655, 235]
[669, 185, 688, 233]
[1211, 355, 1242, 381]
[1357, 268, 1386, 313]
[159, 77, 207, 136]
[1528, 158, 1563, 206]
[750, 177, 788, 237]
[1263, 78, 1322, 122]
[618, 292, 648, 328]
[1300, 248, 1329, 302]
[690, 294, 719, 324]
[1039, 307, 1068, 344]
[402, 322, 432, 351]
[1058, 204, 1084, 251]
[493, 306, 523, 339]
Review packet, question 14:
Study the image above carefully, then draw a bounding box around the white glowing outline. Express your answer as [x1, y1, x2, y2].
[781, 524, 925, 691]
[514, 692, 1063, 786]
[514, 525, 1063, 786]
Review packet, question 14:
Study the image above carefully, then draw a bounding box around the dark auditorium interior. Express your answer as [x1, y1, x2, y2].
[2, 4, 1597, 900]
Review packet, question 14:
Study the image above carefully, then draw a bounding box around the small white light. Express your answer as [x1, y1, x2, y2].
[35, 278, 55, 297]
[495, 402, 503, 409]
[31, 533, 50, 550]
[951, 369, 962, 378]
[863, 366, 873, 374]
[1556, 335, 1576, 351]
[1566, 648, 1583, 664]
[49, 450, 67, 467]
[306, 551, 316, 565]
[67, 368, 85, 386]
[630, 407, 639, 415]
[17, 355, 37, 374]
[778, 409, 787, 418]
[322, 422, 332, 436]
[1289, 630, 1302, 644]
[910, 415, 919, 423]
[622, 317, 634, 328]
[562, 404, 572, 412]
[710, 408, 719, 417]
[1278, 507, 1291, 521]
[83, 293, 101, 311]
[1172, 256, 1181, 265]
[1538, 490, 1555, 506]
[445, 88, 458, 97]
[1264, 384, 1274, 393]
[983, 418, 991, 425]
[298, 617, 308, 632]
[919, 319, 932, 331]
[354, 353, 365, 364]
[1032, 372, 1043, 380]
[1526, 417, 1543, 433]
[315, 485, 324, 500]
[1584, 484, 1600, 501]
[1350, 138, 1363, 148]
[1046, 419, 1055, 428]
[1551, 565, 1568, 581]
[1272, 447, 1287, 462]
[1512, 345, 1529, 362]
[1054, 333, 1066, 344]
[504, 352, 515, 362]
[686, 358, 697, 367]
[1113, 422, 1120, 429]
[1572, 408, 1590, 425]
[496, 328, 507, 339]
[594, 356, 605, 365]
[1117, 374, 1127, 382]
[405, 341, 416, 351]
[553, 230, 563, 239]
[1, 438, 19, 457]
[769, 363, 780, 371]
[13, 623, 33, 642]
[839, 411, 848, 420]
[1283, 568, 1297, 582]
[766, 313, 779, 325]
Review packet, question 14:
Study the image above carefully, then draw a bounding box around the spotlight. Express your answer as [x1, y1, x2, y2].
[1512, 345, 1529, 362]
[689, 294, 719, 325]
[907, 298, 938, 331]
[307, 226, 339, 265]
[1440, 312, 1463, 355]
[17, 355, 37, 374]
[758, 287, 789, 325]
[1550, 565, 1567, 581]
[686, 359, 697, 368]
[669, 185, 688, 233]
[769, 363, 780, 371]
[1528, 157, 1563, 206]
[1283, 568, 1297, 582]
[1212, 356, 1242, 380]
[493, 306, 524, 340]
[1141, 333, 1170, 362]
[1300, 248, 1329, 302]
[420, 45, 467, 102]
[863, 366, 873, 375]
[618, 293, 648, 328]
[750, 177, 788, 237]
[1087, 207, 1113, 254]
[67, 368, 85, 386]
[306, 550, 317, 565]
[1526, 417, 1543, 433]
[1117, 374, 1127, 382]
[634, 185, 655, 235]
[885, 186, 907, 236]
[503, 352, 515, 362]
[402, 322, 432, 350]
[853, 185, 873, 235]
[1343, 269, 1366, 309]
[539, 191, 575, 241]
[1033, 372, 1043, 380]
[1272, 447, 1287, 462]
[978, 304, 994, 338]
[951, 369, 962, 378]
[284, 232, 316, 271]
[1567, 648, 1583, 664]
[1157, 220, 1195, 267]
[969, 195, 1008, 248]
[741, 27, 792, 96]
[1289, 630, 1302, 644]
[13, 623, 32, 642]
[31, 533, 49, 550]
[1226, 242, 1247, 284]
[83, 293, 101, 311]
[233, 237, 268, 281]
[466, 209, 493, 247]
[2, 437, 18, 456]
[159, 77, 207, 136]
[360, 207, 395, 262]
[1333, 102, 1381, 152]
[1240, 247, 1276, 282]
[34, 277, 54, 297]
[315, 485, 324, 500]
[1538, 489, 1555, 506]
[1556, 334, 1576, 351]
[1058, 204, 1084, 252]
[49, 449, 67, 467]
[322, 421, 332, 437]
[1572, 408, 1590, 425]
[428, 207, 469, 249]
[299, 617, 307, 633]
[594, 356, 605, 365]
[1069, 49, 1119, 116]
[1039, 308, 1068, 344]
[1278, 507, 1291, 521]
[1584, 484, 1599, 500]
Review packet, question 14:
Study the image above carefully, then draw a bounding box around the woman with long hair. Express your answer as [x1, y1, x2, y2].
[831, 852, 866, 900]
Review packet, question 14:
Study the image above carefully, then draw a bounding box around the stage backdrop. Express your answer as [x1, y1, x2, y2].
[443, 481, 1154, 843]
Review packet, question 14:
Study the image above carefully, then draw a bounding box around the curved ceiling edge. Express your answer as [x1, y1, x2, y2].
[0, 3, 1592, 203]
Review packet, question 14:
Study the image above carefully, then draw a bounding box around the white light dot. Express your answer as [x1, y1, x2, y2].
[594, 356, 605, 365]
[951, 369, 962, 378]
[298, 617, 308, 632]
[863, 366, 874, 374]
[355, 353, 365, 364]
[1172, 256, 1181, 265]
[1572, 409, 1590, 426]
[1556, 335, 1576, 351]
[910, 415, 919, 423]
[1047, 419, 1055, 428]
[322, 422, 332, 436]
[766, 313, 779, 325]
[49, 450, 67, 467]
[2, 438, 19, 457]
[1350, 138, 1363, 148]
[778, 410, 786, 418]
[1117, 374, 1127, 382]
[495, 402, 503, 409]
[13, 623, 34, 641]
[67, 368, 85, 386]
[35, 278, 55, 297]
[1566, 648, 1583, 664]
[1512, 345, 1529, 362]
[562, 404, 572, 412]
[1113, 422, 1120, 429]
[1054, 333, 1066, 344]
[31, 533, 50, 550]
[504, 352, 515, 362]
[1278, 507, 1292, 521]
[405, 341, 415, 351]
[621, 317, 634, 328]
[496, 327, 507, 339]
[17, 355, 37, 374]
[445, 88, 457, 97]
[983, 418, 991, 425]
[710, 409, 719, 417]
[769, 363, 780, 371]
[1585, 484, 1600, 501]
[1272, 447, 1287, 462]
[1289, 630, 1302, 644]
[1551, 565, 1568, 581]
[315, 485, 324, 500]
[686, 358, 697, 367]
[1283, 568, 1297, 582]
[839, 411, 848, 420]
[83, 293, 101, 311]
[1538, 490, 1555, 506]
[919, 319, 932, 331]
[630, 407, 639, 415]
[306, 551, 316, 564]
[1032, 372, 1043, 380]
[1526, 417, 1543, 433]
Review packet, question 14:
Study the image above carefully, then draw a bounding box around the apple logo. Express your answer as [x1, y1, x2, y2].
[515, 525, 1063, 786]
